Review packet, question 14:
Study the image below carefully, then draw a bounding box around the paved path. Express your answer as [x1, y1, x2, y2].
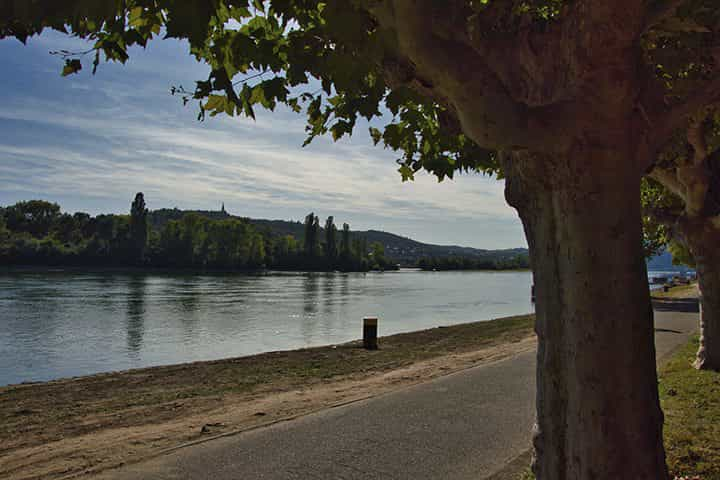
[99, 304, 698, 480]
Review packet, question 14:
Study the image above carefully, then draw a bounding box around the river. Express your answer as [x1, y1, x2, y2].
[2, 267, 686, 386]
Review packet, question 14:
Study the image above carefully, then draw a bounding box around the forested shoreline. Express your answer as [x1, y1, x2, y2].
[0, 195, 530, 272]
[0, 194, 395, 272]
[417, 255, 529, 271]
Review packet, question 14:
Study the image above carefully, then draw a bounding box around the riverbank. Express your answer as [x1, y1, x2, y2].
[652, 282, 699, 299]
[0, 314, 535, 480]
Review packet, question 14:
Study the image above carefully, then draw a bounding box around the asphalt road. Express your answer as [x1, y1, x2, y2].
[99, 304, 698, 480]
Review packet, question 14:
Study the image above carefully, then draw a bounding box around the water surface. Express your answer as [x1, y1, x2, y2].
[0, 270, 535, 385]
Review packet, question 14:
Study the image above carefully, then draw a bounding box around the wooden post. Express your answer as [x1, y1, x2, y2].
[363, 317, 378, 350]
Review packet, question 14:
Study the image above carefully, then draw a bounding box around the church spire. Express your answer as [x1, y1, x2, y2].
[221, 202, 226, 214]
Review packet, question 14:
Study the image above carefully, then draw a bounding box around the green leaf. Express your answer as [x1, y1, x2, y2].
[128, 6, 144, 27]
[422, 138, 432, 155]
[204, 94, 226, 111]
[369, 127, 382, 145]
[398, 164, 415, 182]
[61, 59, 82, 76]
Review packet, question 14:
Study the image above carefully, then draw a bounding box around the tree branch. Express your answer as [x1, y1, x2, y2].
[687, 116, 709, 166]
[649, 166, 687, 203]
[642, 0, 687, 33]
[459, 0, 647, 108]
[650, 109, 715, 219]
[650, 74, 720, 155]
[370, 0, 566, 152]
[372, 0, 647, 153]
[643, 204, 682, 227]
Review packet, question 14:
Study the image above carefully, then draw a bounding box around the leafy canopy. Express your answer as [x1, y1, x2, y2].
[641, 178, 675, 258]
[1, 0, 501, 181]
[1, 0, 718, 180]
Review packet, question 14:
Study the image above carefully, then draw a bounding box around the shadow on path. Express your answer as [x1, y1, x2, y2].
[652, 297, 699, 313]
[654, 328, 683, 334]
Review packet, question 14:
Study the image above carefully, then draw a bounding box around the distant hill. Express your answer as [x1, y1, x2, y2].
[148, 208, 234, 229]
[147, 208, 528, 266]
[355, 230, 528, 265]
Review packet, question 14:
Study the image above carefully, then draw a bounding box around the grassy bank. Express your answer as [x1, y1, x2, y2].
[661, 337, 720, 479]
[0, 314, 535, 480]
[652, 282, 699, 299]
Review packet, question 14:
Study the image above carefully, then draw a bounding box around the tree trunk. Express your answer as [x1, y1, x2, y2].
[503, 147, 669, 480]
[688, 227, 720, 370]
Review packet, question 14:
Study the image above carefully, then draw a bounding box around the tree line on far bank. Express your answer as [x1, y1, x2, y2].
[0, 196, 532, 273]
[0, 194, 396, 272]
[417, 254, 529, 271]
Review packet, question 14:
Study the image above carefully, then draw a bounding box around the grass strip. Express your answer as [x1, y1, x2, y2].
[661, 337, 720, 479]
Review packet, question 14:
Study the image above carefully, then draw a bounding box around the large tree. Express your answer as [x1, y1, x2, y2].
[3, 1, 720, 477]
[324, 215, 338, 261]
[340, 222, 351, 259]
[302, 212, 319, 256]
[130, 192, 149, 264]
[4, 200, 61, 238]
[646, 110, 720, 370]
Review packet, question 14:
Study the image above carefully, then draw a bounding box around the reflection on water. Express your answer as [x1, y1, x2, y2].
[177, 278, 200, 344]
[303, 274, 320, 317]
[125, 276, 147, 356]
[178, 277, 200, 313]
[0, 270, 535, 385]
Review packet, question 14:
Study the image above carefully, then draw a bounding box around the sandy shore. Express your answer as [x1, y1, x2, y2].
[1, 315, 535, 480]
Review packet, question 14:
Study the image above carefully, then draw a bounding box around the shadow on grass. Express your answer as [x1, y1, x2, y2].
[652, 297, 700, 313]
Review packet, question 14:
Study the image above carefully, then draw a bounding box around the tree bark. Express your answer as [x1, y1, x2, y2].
[503, 147, 669, 480]
[687, 227, 720, 370]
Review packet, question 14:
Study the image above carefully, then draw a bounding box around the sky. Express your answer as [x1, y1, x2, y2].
[0, 31, 527, 249]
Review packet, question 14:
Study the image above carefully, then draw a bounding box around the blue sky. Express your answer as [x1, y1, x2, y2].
[0, 32, 526, 249]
